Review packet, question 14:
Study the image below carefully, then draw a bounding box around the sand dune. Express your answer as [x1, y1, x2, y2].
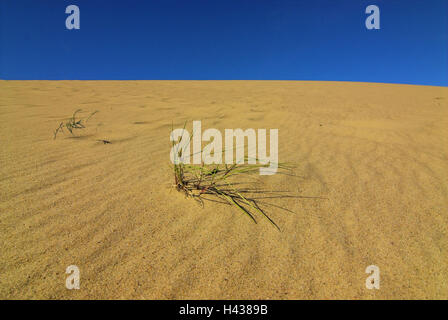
[0, 80, 447, 299]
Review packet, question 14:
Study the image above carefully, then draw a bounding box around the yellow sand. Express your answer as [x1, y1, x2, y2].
[0, 80, 447, 299]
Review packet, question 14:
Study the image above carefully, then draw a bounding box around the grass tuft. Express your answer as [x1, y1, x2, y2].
[54, 109, 98, 139]
[171, 122, 299, 231]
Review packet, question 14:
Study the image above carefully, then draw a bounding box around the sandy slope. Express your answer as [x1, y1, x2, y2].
[0, 80, 447, 299]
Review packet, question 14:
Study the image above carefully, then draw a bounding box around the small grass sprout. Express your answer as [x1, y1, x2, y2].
[54, 109, 98, 139]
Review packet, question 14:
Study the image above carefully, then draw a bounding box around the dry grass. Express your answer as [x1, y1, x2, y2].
[172, 123, 297, 230]
[53, 109, 98, 139]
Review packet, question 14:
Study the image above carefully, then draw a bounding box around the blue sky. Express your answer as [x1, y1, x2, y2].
[0, 0, 447, 85]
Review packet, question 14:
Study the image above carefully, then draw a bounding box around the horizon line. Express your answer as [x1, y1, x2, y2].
[1, 79, 446, 88]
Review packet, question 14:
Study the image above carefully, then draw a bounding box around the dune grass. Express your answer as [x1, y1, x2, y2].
[53, 109, 98, 139]
[171, 123, 297, 231]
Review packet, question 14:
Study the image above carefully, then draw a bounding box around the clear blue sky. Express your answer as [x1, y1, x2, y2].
[0, 0, 447, 85]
